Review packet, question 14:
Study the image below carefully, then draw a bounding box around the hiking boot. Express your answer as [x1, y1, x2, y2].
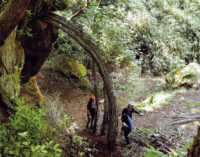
[124, 139, 130, 145]
[126, 140, 130, 145]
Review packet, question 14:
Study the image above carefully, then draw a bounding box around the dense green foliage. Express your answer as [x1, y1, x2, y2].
[57, 0, 200, 74]
[0, 105, 62, 156]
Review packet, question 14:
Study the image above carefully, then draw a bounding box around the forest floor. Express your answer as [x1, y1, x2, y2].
[37, 68, 200, 157]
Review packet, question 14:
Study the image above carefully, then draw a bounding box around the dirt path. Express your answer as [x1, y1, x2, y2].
[37, 69, 200, 156]
[37, 70, 123, 156]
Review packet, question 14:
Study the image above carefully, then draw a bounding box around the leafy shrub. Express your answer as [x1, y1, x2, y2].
[69, 135, 97, 157]
[79, 77, 93, 90]
[0, 105, 62, 156]
[144, 148, 168, 157]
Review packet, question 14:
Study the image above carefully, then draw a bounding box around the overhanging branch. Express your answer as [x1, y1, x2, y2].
[67, 0, 94, 21]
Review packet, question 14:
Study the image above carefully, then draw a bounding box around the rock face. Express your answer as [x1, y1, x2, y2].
[21, 76, 43, 106]
[166, 63, 200, 89]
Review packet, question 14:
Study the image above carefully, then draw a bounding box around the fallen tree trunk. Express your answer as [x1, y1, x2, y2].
[172, 114, 200, 125]
[171, 119, 200, 125]
[43, 13, 118, 150]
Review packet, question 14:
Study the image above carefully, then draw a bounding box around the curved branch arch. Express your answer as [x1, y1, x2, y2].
[43, 13, 118, 149]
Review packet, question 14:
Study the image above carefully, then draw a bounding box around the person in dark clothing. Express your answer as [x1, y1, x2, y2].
[122, 102, 141, 119]
[86, 95, 97, 129]
[121, 102, 142, 144]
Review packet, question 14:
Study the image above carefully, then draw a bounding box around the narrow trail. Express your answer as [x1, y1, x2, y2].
[37, 69, 122, 156]
[37, 69, 200, 156]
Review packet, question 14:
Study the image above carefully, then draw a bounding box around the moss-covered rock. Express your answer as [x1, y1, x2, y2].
[21, 76, 44, 106]
[59, 56, 87, 79]
[166, 62, 200, 89]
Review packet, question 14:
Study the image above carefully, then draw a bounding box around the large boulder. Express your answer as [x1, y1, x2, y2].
[58, 56, 87, 79]
[166, 63, 200, 89]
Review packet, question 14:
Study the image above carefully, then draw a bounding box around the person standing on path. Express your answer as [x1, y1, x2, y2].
[86, 95, 97, 129]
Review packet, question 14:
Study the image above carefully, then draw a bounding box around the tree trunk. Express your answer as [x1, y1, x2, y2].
[92, 61, 99, 134]
[0, 29, 25, 110]
[101, 85, 109, 135]
[44, 13, 118, 150]
[0, 0, 30, 45]
[188, 126, 200, 157]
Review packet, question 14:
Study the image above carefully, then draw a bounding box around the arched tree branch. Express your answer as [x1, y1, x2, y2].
[0, 0, 30, 45]
[44, 13, 118, 150]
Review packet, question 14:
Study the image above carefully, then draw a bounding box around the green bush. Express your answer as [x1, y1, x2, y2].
[69, 135, 97, 157]
[0, 105, 62, 156]
[79, 77, 93, 91]
[144, 148, 168, 157]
